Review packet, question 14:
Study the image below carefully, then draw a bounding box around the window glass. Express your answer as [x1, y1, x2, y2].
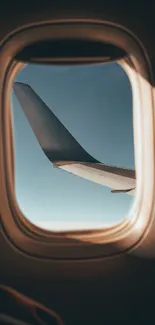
[11, 62, 135, 231]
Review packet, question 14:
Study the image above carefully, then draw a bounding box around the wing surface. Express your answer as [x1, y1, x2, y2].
[14, 82, 135, 194]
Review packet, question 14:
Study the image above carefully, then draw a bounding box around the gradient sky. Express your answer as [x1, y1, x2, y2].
[11, 61, 134, 230]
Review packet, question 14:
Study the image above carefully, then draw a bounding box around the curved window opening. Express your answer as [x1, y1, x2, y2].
[11, 60, 135, 232]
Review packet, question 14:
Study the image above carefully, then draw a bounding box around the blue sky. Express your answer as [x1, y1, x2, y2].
[11, 62, 134, 230]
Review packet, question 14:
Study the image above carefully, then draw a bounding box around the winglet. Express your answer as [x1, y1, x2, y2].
[13, 82, 97, 164]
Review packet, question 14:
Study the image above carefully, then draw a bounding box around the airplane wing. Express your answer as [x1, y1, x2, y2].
[13, 82, 136, 195]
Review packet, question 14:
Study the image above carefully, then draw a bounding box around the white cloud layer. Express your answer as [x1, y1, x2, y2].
[35, 221, 115, 231]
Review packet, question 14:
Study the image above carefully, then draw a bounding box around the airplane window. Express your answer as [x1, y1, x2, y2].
[11, 62, 135, 231]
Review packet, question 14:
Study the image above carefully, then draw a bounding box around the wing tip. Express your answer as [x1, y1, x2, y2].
[13, 81, 31, 93]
